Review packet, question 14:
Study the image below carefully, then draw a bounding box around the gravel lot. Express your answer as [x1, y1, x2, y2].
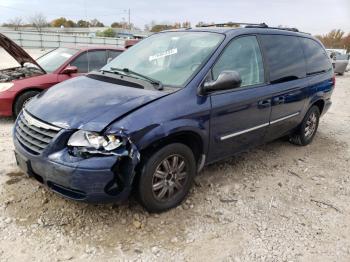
[0, 49, 350, 261]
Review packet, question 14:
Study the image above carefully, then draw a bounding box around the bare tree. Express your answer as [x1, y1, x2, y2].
[28, 13, 48, 32]
[8, 17, 23, 31]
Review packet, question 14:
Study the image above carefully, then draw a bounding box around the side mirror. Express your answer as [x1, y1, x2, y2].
[62, 65, 78, 75]
[201, 71, 242, 94]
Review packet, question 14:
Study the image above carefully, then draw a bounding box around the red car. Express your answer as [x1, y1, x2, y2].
[0, 33, 125, 117]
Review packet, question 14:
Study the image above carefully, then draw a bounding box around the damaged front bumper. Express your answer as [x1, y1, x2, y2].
[13, 128, 140, 203]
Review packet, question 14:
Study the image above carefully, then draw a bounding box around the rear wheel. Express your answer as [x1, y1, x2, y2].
[138, 143, 196, 213]
[289, 106, 320, 146]
[14, 91, 40, 118]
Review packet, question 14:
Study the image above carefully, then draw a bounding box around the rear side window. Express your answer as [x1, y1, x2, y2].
[260, 35, 306, 83]
[71, 51, 107, 73]
[300, 38, 332, 75]
[107, 50, 122, 62]
[87, 51, 107, 71]
[212, 35, 264, 87]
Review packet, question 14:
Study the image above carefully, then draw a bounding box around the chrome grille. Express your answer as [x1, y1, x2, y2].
[15, 110, 61, 154]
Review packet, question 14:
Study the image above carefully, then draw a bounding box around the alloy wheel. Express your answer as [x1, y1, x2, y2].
[152, 154, 187, 201]
[304, 112, 317, 138]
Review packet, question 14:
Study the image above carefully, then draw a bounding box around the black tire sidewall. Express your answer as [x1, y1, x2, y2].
[138, 143, 196, 213]
[299, 106, 320, 145]
[14, 91, 40, 117]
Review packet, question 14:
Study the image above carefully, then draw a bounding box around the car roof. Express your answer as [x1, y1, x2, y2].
[61, 45, 125, 51]
[165, 26, 313, 39]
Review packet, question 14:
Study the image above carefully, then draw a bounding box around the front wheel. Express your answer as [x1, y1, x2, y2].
[14, 91, 40, 118]
[138, 143, 196, 213]
[289, 106, 320, 146]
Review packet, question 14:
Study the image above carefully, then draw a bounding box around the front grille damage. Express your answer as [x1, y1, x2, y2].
[15, 110, 61, 154]
[0, 66, 44, 82]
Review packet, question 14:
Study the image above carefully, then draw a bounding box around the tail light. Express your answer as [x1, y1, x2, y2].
[332, 75, 336, 87]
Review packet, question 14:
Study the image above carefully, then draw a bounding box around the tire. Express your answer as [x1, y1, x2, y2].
[14, 91, 40, 118]
[138, 143, 196, 213]
[289, 106, 320, 146]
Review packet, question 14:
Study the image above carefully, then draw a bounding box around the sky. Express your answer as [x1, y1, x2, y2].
[0, 0, 349, 35]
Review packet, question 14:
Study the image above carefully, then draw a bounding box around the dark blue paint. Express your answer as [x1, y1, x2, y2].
[14, 27, 335, 203]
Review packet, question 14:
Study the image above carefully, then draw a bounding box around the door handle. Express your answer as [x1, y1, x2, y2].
[273, 96, 285, 105]
[258, 99, 271, 108]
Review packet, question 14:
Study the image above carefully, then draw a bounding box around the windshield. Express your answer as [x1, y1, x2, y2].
[36, 47, 79, 73]
[102, 32, 224, 87]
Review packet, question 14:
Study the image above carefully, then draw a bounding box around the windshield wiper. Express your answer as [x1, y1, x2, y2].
[110, 67, 163, 90]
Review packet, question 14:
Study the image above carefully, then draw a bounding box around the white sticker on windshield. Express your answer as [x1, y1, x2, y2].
[60, 53, 73, 58]
[149, 48, 177, 61]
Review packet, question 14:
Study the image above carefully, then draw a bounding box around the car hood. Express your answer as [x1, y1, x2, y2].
[26, 75, 169, 132]
[0, 33, 46, 73]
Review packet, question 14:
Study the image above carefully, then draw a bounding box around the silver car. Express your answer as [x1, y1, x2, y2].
[327, 50, 349, 75]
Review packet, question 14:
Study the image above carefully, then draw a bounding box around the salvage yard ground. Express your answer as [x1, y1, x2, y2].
[0, 49, 350, 261]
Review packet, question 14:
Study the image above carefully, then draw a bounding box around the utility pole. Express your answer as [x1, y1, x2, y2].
[128, 8, 131, 29]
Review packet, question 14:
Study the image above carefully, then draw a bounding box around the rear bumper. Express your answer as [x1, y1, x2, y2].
[13, 137, 132, 203]
[0, 91, 14, 116]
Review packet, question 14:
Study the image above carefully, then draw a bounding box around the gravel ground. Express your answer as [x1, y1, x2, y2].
[0, 49, 349, 261]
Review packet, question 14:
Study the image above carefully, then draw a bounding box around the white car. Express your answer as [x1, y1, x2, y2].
[334, 54, 349, 75]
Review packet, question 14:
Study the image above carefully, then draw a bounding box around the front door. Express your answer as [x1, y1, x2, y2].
[207, 35, 271, 162]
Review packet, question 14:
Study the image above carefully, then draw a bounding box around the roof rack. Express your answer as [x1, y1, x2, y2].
[200, 22, 268, 28]
[199, 22, 299, 32]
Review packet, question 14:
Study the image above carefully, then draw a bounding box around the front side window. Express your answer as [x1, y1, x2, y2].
[212, 35, 264, 87]
[260, 35, 306, 83]
[36, 47, 79, 73]
[300, 38, 333, 75]
[102, 32, 225, 87]
[71, 51, 107, 73]
[71, 52, 88, 73]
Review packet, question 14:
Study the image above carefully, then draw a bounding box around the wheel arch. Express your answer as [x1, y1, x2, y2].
[139, 130, 205, 165]
[13, 87, 43, 114]
[310, 99, 325, 115]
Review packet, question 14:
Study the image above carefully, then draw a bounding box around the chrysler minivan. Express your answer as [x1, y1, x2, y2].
[13, 24, 334, 212]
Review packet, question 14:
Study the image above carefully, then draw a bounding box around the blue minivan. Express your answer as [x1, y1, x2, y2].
[13, 24, 334, 212]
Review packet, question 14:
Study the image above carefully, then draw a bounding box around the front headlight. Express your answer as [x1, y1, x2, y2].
[68, 130, 123, 154]
[0, 82, 14, 92]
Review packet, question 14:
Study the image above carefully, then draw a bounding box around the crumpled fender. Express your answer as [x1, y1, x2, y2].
[107, 118, 208, 156]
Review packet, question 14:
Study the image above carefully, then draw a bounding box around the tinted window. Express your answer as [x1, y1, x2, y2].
[300, 38, 332, 75]
[260, 35, 306, 83]
[71, 51, 107, 73]
[71, 52, 88, 73]
[88, 51, 107, 71]
[212, 36, 264, 87]
[107, 50, 122, 62]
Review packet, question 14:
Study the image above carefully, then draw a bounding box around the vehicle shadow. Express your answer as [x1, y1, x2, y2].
[0, 116, 14, 123]
[1, 131, 345, 253]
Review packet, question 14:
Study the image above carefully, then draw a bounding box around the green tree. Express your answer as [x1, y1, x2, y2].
[96, 28, 116, 37]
